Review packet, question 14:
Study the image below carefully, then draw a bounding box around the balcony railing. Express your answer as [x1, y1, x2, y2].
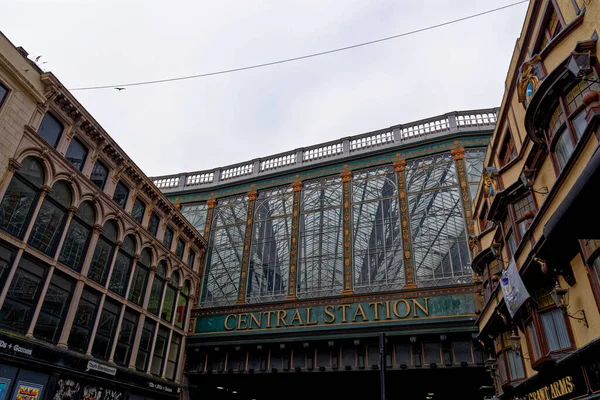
[151, 108, 498, 192]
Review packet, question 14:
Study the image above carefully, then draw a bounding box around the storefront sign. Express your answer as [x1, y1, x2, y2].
[148, 382, 174, 393]
[85, 361, 116, 376]
[514, 376, 575, 400]
[194, 294, 476, 335]
[0, 340, 32, 356]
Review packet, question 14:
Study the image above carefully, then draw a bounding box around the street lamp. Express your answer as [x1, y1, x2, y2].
[508, 329, 521, 352]
[550, 281, 589, 328]
[566, 51, 600, 82]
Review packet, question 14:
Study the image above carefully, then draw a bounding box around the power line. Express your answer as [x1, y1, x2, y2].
[69, 0, 529, 91]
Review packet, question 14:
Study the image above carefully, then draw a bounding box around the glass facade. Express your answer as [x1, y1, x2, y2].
[181, 203, 208, 234]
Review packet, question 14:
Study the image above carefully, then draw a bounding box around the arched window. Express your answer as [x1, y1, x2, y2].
[148, 261, 166, 315]
[161, 271, 179, 322]
[175, 280, 190, 329]
[88, 220, 117, 285]
[0, 157, 44, 238]
[128, 248, 151, 305]
[28, 181, 72, 256]
[109, 235, 135, 297]
[59, 201, 95, 271]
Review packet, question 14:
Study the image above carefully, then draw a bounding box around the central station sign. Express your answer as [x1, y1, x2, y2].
[194, 294, 476, 335]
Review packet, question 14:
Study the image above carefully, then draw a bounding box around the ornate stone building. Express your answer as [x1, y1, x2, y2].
[471, 0, 600, 398]
[0, 31, 206, 400]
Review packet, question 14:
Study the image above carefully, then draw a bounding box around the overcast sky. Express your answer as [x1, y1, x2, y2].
[1, 0, 528, 177]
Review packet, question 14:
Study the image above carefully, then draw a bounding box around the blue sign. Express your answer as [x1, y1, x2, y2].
[526, 81, 534, 100]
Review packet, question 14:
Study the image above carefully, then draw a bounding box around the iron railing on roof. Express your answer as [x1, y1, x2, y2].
[151, 108, 498, 192]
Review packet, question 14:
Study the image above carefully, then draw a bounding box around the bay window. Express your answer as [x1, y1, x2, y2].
[495, 331, 526, 386]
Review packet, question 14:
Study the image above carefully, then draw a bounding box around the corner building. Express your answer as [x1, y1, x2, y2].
[0, 32, 207, 400]
[152, 108, 499, 399]
[471, 1, 600, 399]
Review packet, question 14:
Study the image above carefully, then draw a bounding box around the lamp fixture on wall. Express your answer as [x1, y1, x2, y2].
[508, 328, 521, 353]
[550, 281, 589, 328]
[520, 168, 548, 195]
[566, 51, 600, 83]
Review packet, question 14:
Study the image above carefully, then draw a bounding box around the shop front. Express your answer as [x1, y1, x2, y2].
[0, 332, 179, 400]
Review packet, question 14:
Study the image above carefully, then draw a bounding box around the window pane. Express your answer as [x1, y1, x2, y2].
[572, 110, 587, 139]
[38, 113, 63, 148]
[352, 166, 403, 292]
[109, 251, 132, 297]
[175, 294, 187, 329]
[28, 199, 67, 256]
[148, 278, 164, 315]
[58, 219, 91, 271]
[0, 176, 37, 237]
[175, 238, 185, 259]
[163, 227, 174, 249]
[166, 334, 181, 380]
[150, 327, 170, 375]
[88, 238, 113, 285]
[148, 212, 160, 236]
[453, 341, 472, 363]
[181, 203, 208, 234]
[423, 342, 441, 364]
[541, 308, 571, 351]
[187, 250, 196, 269]
[555, 130, 575, 171]
[0, 243, 15, 283]
[91, 300, 120, 359]
[128, 265, 148, 305]
[526, 322, 541, 361]
[201, 195, 248, 307]
[506, 349, 525, 380]
[131, 198, 146, 224]
[91, 161, 109, 190]
[0, 83, 7, 105]
[0, 257, 46, 332]
[68, 288, 100, 352]
[136, 321, 155, 371]
[161, 286, 176, 322]
[114, 310, 138, 366]
[113, 181, 129, 209]
[33, 272, 73, 343]
[65, 138, 88, 171]
[248, 187, 292, 302]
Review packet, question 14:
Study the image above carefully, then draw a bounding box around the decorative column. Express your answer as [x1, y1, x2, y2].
[197, 199, 216, 294]
[161, 329, 174, 378]
[56, 277, 85, 348]
[340, 172, 353, 295]
[124, 253, 141, 301]
[287, 181, 303, 300]
[451, 147, 475, 236]
[81, 224, 103, 277]
[128, 313, 146, 369]
[108, 305, 127, 362]
[86, 293, 107, 355]
[53, 206, 78, 261]
[143, 265, 157, 309]
[26, 266, 55, 337]
[237, 191, 257, 304]
[394, 160, 417, 289]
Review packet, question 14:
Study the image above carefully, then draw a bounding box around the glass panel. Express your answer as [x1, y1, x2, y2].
[352, 166, 403, 292]
[0, 176, 37, 237]
[51, 181, 72, 208]
[148, 212, 160, 236]
[423, 342, 441, 364]
[0, 83, 7, 104]
[113, 181, 129, 209]
[91, 160, 109, 190]
[161, 285, 176, 322]
[68, 288, 100, 352]
[0, 257, 45, 333]
[175, 293, 187, 329]
[88, 237, 113, 285]
[453, 341, 472, 363]
[34, 272, 73, 343]
[38, 113, 63, 148]
[181, 203, 208, 234]
[548, 105, 565, 137]
[0, 243, 15, 283]
[176, 238, 185, 259]
[248, 187, 292, 302]
[187, 250, 196, 269]
[506, 349, 525, 380]
[128, 264, 148, 305]
[91, 299, 120, 359]
[131, 198, 145, 224]
[555, 129, 575, 171]
[170, 272, 180, 287]
[122, 235, 136, 255]
[166, 334, 181, 380]
[109, 251, 132, 297]
[394, 343, 411, 365]
[565, 77, 600, 114]
[147, 278, 164, 315]
[78, 201, 95, 225]
[103, 220, 118, 241]
[65, 138, 88, 171]
[28, 189, 69, 256]
[513, 195, 536, 220]
[140, 248, 152, 267]
[136, 320, 155, 371]
[526, 322, 541, 361]
[58, 219, 91, 271]
[157, 261, 166, 278]
[114, 309, 138, 366]
[298, 176, 343, 298]
[202, 195, 248, 306]
[541, 308, 571, 351]
[163, 227, 174, 249]
[20, 157, 45, 187]
[407, 153, 471, 287]
[150, 327, 170, 375]
[572, 109, 587, 139]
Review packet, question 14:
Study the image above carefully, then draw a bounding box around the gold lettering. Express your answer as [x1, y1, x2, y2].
[224, 314, 236, 331]
[393, 299, 410, 318]
[353, 304, 368, 322]
[337, 304, 351, 323]
[290, 309, 304, 326]
[412, 298, 429, 317]
[565, 376, 574, 393]
[277, 310, 288, 327]
[249, 312, 261, 329]
[368, 302, 383, 320]
[264, 310, 275, 328]
[385, 301, 391, 319]
[238, 313, 248, 330]
[306, 308, 318, 325]
[324, 305, 335, 323]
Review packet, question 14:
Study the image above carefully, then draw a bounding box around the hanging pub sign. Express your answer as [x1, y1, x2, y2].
[193, 294, 477, 336]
